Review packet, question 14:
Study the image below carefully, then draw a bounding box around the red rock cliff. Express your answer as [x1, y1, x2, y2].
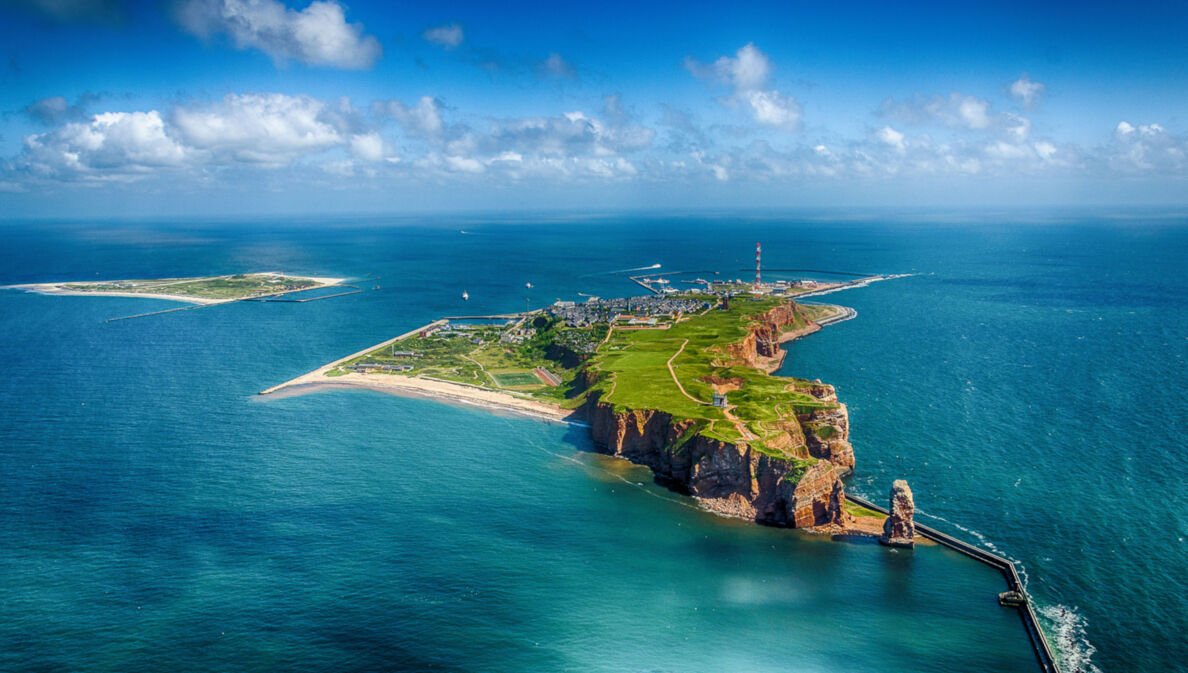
[585, 397, 846, 529]
[579, 300, 855, 530]
[719, 303, 856, 473]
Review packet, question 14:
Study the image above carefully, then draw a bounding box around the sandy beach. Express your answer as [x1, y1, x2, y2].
[258, 317, 574, 422]
[265, 372, 573, 422]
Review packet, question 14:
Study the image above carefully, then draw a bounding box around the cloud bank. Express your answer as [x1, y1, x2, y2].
[2, 48, 1183, 199]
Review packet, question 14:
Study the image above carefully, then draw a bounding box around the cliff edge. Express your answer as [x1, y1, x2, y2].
[582, 302, 857, 531]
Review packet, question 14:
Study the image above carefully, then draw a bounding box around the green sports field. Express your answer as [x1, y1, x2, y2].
[492, 371, 542, 387]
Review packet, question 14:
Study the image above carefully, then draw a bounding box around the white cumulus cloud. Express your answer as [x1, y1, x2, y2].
[955, 95, 992, 129]
[686, 43, 802, 132]
[1009, 74, 1046, 108]
[172, 93, 348, 164]
[743, 90, 801, 130]
[18, 110, 189, 179]
[176, 0, 382, 69]
[694, 42, 771, 91]
[1110, 121, 1186, 172]
[375, 96, 446, 139]
[875, 125, 906, 150]
[349, 132, 387, 162]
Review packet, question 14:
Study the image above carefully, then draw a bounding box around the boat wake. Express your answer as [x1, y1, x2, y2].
[580, 263, 661, 277]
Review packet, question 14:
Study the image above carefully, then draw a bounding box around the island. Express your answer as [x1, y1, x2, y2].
[261, 291, 889, 536]
[9, 272, 347, 304]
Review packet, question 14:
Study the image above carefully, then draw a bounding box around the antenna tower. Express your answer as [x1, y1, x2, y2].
[755, 242, 762, 286]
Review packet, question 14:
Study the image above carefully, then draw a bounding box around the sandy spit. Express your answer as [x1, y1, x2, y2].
[263, 372, 574, 423]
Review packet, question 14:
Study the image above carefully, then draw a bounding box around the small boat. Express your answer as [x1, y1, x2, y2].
[373, 285, 381, 290]
[525, 282, 533, 289]
[462, 290, 469, 301]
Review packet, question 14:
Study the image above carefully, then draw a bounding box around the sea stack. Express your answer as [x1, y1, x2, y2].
[879, 479, 916, 548]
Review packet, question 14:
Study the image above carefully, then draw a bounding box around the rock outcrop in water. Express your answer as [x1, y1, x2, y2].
[879, 480, 916, 547]
[582, 302, 853, 531]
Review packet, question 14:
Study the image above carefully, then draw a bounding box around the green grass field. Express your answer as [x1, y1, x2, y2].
[844, 501, 885, 519]
[587, 297, 834, 457]
[492, 371, 541, 387]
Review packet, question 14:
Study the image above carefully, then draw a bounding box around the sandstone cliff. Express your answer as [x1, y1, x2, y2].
[719, 303, 807, 369]
[879, 479, 916, 547]
[580, 301, 855, 530]
[585, 397, 846, 528]
[720, 303, 856, 474]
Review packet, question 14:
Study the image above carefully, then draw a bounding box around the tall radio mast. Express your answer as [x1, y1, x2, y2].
[755, 242, 762, 286]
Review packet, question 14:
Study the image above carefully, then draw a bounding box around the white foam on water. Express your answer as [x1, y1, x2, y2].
[1039, 604, 1101, 673]
[917, 509, 1013, 560]
[918, 509, 1100, 672]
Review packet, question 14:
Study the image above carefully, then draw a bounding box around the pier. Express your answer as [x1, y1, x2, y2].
[628, 270, 722, 294]
[104, 304, 206, 322]
[846, 493, 1061, 673]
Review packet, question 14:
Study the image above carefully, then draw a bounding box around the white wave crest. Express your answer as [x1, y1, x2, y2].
[1039, 604, 1101, 673]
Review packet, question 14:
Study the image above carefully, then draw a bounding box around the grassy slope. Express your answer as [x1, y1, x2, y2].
[587, 297, 836, 457]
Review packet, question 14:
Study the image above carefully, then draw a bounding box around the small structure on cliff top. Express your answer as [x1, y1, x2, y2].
[879, 479, 916, 548]
[712, 393, 728, 408]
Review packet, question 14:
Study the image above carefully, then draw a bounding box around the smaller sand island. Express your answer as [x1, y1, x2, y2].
[8, 272, 347, 304]
[262, 282, 897, 537]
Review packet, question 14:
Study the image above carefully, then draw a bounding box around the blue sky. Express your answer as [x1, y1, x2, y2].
[0, 0, 1185, 216]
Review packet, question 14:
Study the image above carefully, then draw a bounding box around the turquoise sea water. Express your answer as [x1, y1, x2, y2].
[1, 213, 1185, 672]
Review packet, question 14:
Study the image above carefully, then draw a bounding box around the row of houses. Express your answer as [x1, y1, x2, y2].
[548, 295, 710, 327]
[349, 363, 414, 373]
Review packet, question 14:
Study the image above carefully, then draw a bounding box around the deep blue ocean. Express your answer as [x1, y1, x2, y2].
[0, 212, 1184, 673]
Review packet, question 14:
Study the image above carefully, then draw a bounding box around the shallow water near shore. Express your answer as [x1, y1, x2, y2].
[1, 212, 1185, 672]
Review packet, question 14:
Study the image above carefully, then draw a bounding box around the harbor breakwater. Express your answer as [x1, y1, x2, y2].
[846, 493, 1061, 673]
